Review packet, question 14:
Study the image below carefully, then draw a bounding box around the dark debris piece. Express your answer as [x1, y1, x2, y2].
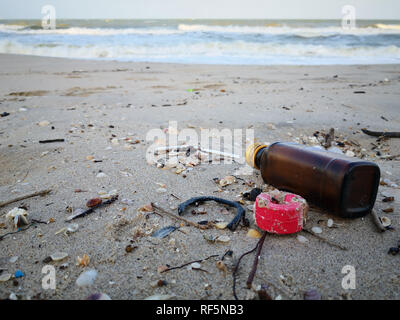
[178, 196, 246, 231]
[388, 247, 399, 256]
[243, 188, 262, 201]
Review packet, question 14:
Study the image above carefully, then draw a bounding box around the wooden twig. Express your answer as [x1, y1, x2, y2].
[160, 254, 220, 273]
[232, 241, 260, 300]
[0, 189, 51, 210]
[152, 204, 209, 230]
[302, 228, 348, 251]
[370, 209, 386, 233]
[246, 232, 267, 289]
[361, 128, 400, 138]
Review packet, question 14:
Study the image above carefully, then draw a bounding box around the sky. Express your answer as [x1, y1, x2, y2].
[0, 0, 399, 20]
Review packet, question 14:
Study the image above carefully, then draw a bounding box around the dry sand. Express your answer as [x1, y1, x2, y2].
[0, 53, 399, 300]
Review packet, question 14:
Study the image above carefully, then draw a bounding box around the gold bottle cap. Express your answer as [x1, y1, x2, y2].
[245, 143, 267, 169]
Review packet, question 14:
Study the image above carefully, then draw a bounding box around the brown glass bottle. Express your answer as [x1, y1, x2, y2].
[246, 142, 380, 218]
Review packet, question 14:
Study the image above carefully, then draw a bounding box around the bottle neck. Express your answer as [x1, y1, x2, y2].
[255, 147, 267, 169]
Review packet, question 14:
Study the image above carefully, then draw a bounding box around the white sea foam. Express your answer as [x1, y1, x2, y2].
[1, 39, 399, 64]
[0, 21, 399, 65]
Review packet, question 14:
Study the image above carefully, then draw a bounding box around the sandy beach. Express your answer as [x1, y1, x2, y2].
[0, 53, 399, 300]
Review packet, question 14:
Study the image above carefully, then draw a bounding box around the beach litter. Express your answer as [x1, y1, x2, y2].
[66, 195, 118, 221]
[178, 196, 247, 231]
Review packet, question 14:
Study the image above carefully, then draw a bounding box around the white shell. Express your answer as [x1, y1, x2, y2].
[381, 216, 391, 227]
[216, 235, 231, 243]
[297, 235, 309, 243]
[327, 219, 334, 228]
[0, 273, 12, 282]
[6, 207, 28, 220]
[67, 223, 79, 233]
[190, 262, 201, 269]
[311, 226, 322, 234]
[50, 252, 69, 262]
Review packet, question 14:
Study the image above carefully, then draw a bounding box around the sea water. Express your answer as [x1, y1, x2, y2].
[0, 19, 399, 65]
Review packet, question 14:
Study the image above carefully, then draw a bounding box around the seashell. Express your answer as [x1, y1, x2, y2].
[138, 203, 153, 213]
[86, 293, 111, 300]
[345, 150, 355, 157]
[327, 219, 334, 228]
[76, 269, 97, 287]
[203, 234, 217, 243]
[67, 223, 79, 234]
[216, 261, 227, 272]
[190, 262, 201, 269]
[156, 188, 167, 193]
[6, 207, 28, 220]
[77, 254, 90, 267]
[86, 198, 102, 208]
[0, 273, 12, 282]
[50, 252, 69, 262]
[381, 216, 391, 227]
[311, 226, 322, 234]
[215, 222, 228, 230]
[216, 235, 230, 243]
[38, 120, 50, 127]
[50, 252, 68, 261]
[247, 228, 262, 239]
[297, 235, 309, 243]
[9, 293, 18, 300]
[96, 172, 107, 178]
[157, 265, 169, 274]
[219, 176, 236, 187]
[14, 214, 29, 228]
[152, 226, 177, 239]
[9, 256, 18, 263]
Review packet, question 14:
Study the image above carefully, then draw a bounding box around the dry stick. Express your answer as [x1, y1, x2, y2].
[0, 189, 51, 210]
[370, 209, 386, 233]
[160, 254, 220, 273]
[302, 228, 348, 251]
[232, 240, 261, 300]
[152, 204, 209, 230]
[246, 232, 267, 289]
[361, 128, 400, 138]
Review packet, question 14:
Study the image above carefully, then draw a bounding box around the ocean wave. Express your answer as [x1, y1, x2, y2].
[1, 39, 399, 64]
[372, 23, 400, 30]
[177, 24, 400, 36]
[2, 23, 400, 37]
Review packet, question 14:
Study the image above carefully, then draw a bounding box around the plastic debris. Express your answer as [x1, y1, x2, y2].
[14, 270, 24, 278]
[76, 269, 97, 287]
[255, 191, 308, 234]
